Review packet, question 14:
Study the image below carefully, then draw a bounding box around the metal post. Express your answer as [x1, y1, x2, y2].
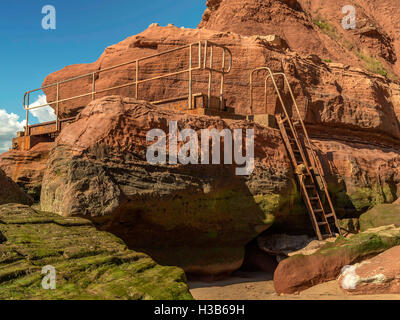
[189, 44, 193, 110]
[25, 94, 30, 136]
[92, 73, 96, 101]
[198, 41, 202, 69]
[203, 41, 208, 69]
[249, 71, 254, 115]
[135, 60, 139, 99]
[264, 76, 268, 114]
[208, 45, 214, 108]
[220, 49, 226, 111]
[56, 83, 60, 131]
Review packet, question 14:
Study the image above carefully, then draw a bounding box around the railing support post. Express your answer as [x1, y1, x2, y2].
[91, 73, 96, 101]
[135, 60, 139, 100]
[220, 49, 226, 111]
[189, 44, 193, 110]
[25, 94, 30, 136]
[208, 44, 214, 109]
[249, 70, 254, 115]
[56, 83, 60, 131]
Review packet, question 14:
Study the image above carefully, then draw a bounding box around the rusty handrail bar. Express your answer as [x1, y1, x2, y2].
[249, 67, 327, 190]
[23, 40, 232, 134]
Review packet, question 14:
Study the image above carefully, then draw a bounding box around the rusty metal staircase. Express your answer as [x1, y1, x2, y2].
[250, 68, 341, 240]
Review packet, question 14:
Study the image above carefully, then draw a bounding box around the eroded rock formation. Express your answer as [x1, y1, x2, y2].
[0, 143, 53, 201]
[3, 0, 400, 284]
[40, 96, 298, 276]
[0, 168, 32, 206]
[199, 0, 400, 77]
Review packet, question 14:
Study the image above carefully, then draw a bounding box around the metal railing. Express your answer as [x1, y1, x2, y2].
[23, 40, 232, 135]
[249, 67, 327, 189]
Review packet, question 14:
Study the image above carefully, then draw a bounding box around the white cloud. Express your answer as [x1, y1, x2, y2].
[0, 95, 56, 154]
[0, 109, 26, 154]
[28, 95, 56, 123]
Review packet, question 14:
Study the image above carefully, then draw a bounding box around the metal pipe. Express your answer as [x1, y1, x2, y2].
[135, 60, 139, 99]
[92, 73, 96, 101]
[203, 40, 208, 69]
[56, 83, 60, 131]
[220, 49, 226, 110]
[208, 45, 214, 108]
[189, 44, 193, 110]
[198, 41, 202, 69]
[25, 94, 30, 136]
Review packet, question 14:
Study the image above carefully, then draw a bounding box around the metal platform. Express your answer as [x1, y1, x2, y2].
[153, 93, 246, 120]
[12, 118, 74, 151]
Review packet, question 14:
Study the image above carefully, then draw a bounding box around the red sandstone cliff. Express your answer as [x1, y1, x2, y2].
[2, 0, 400, 277]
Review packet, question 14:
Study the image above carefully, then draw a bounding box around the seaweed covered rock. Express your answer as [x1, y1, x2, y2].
[0, 203, 192, 300]
[359, 203, 400, 231]
[0, 168, 32, 206]
[40, 96, 302, 277]
[273, 225, 400, 294]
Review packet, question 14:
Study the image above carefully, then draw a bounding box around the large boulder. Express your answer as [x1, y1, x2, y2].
[273, 225, 400, 294]
[359, 203, 400, 231]
[339, 245, 400, 295]
[40, 96, 300, 277]
[0, 168, 32, 206]
[0, 203, 192, 300]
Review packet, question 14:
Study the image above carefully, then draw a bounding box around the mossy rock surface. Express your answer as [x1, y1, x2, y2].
[0, 204, 192, 300]
[359, 204, 400, 232]
[339, 218, 360, 234]
[274, 225, 400, 294]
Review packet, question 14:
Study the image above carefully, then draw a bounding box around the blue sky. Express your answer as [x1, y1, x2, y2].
[0, 0, 205, 151]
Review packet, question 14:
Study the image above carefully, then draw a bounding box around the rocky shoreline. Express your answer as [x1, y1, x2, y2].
[2, 0, 400, 299]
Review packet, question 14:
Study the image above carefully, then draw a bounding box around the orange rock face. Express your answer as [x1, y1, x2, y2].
[0, 143, 53, 201]
[38, 22, 400, 216]
[0, 168, 32, 206]
[4, 0, 400, 279]
[199, 0, 400, 77]
[41, 24, 400, 143]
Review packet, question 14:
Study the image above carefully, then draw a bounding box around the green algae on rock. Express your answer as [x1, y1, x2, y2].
[359, 203, 400, 231]
[274, 225, 400, 294]
[0, 204, 192, 300]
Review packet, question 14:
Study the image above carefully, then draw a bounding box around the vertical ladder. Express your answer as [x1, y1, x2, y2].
[257, 69, 341, 240]
[276, 115, 341, 240]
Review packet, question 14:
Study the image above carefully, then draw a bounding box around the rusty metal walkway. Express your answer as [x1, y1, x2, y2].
[16, 41, 235, 150]
[250, 67, 341, 240]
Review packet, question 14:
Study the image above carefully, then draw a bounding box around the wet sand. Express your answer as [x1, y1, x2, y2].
[189, 271, 400, 300]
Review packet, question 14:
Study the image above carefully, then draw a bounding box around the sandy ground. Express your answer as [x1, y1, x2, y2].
[189, 271, 400, 300]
